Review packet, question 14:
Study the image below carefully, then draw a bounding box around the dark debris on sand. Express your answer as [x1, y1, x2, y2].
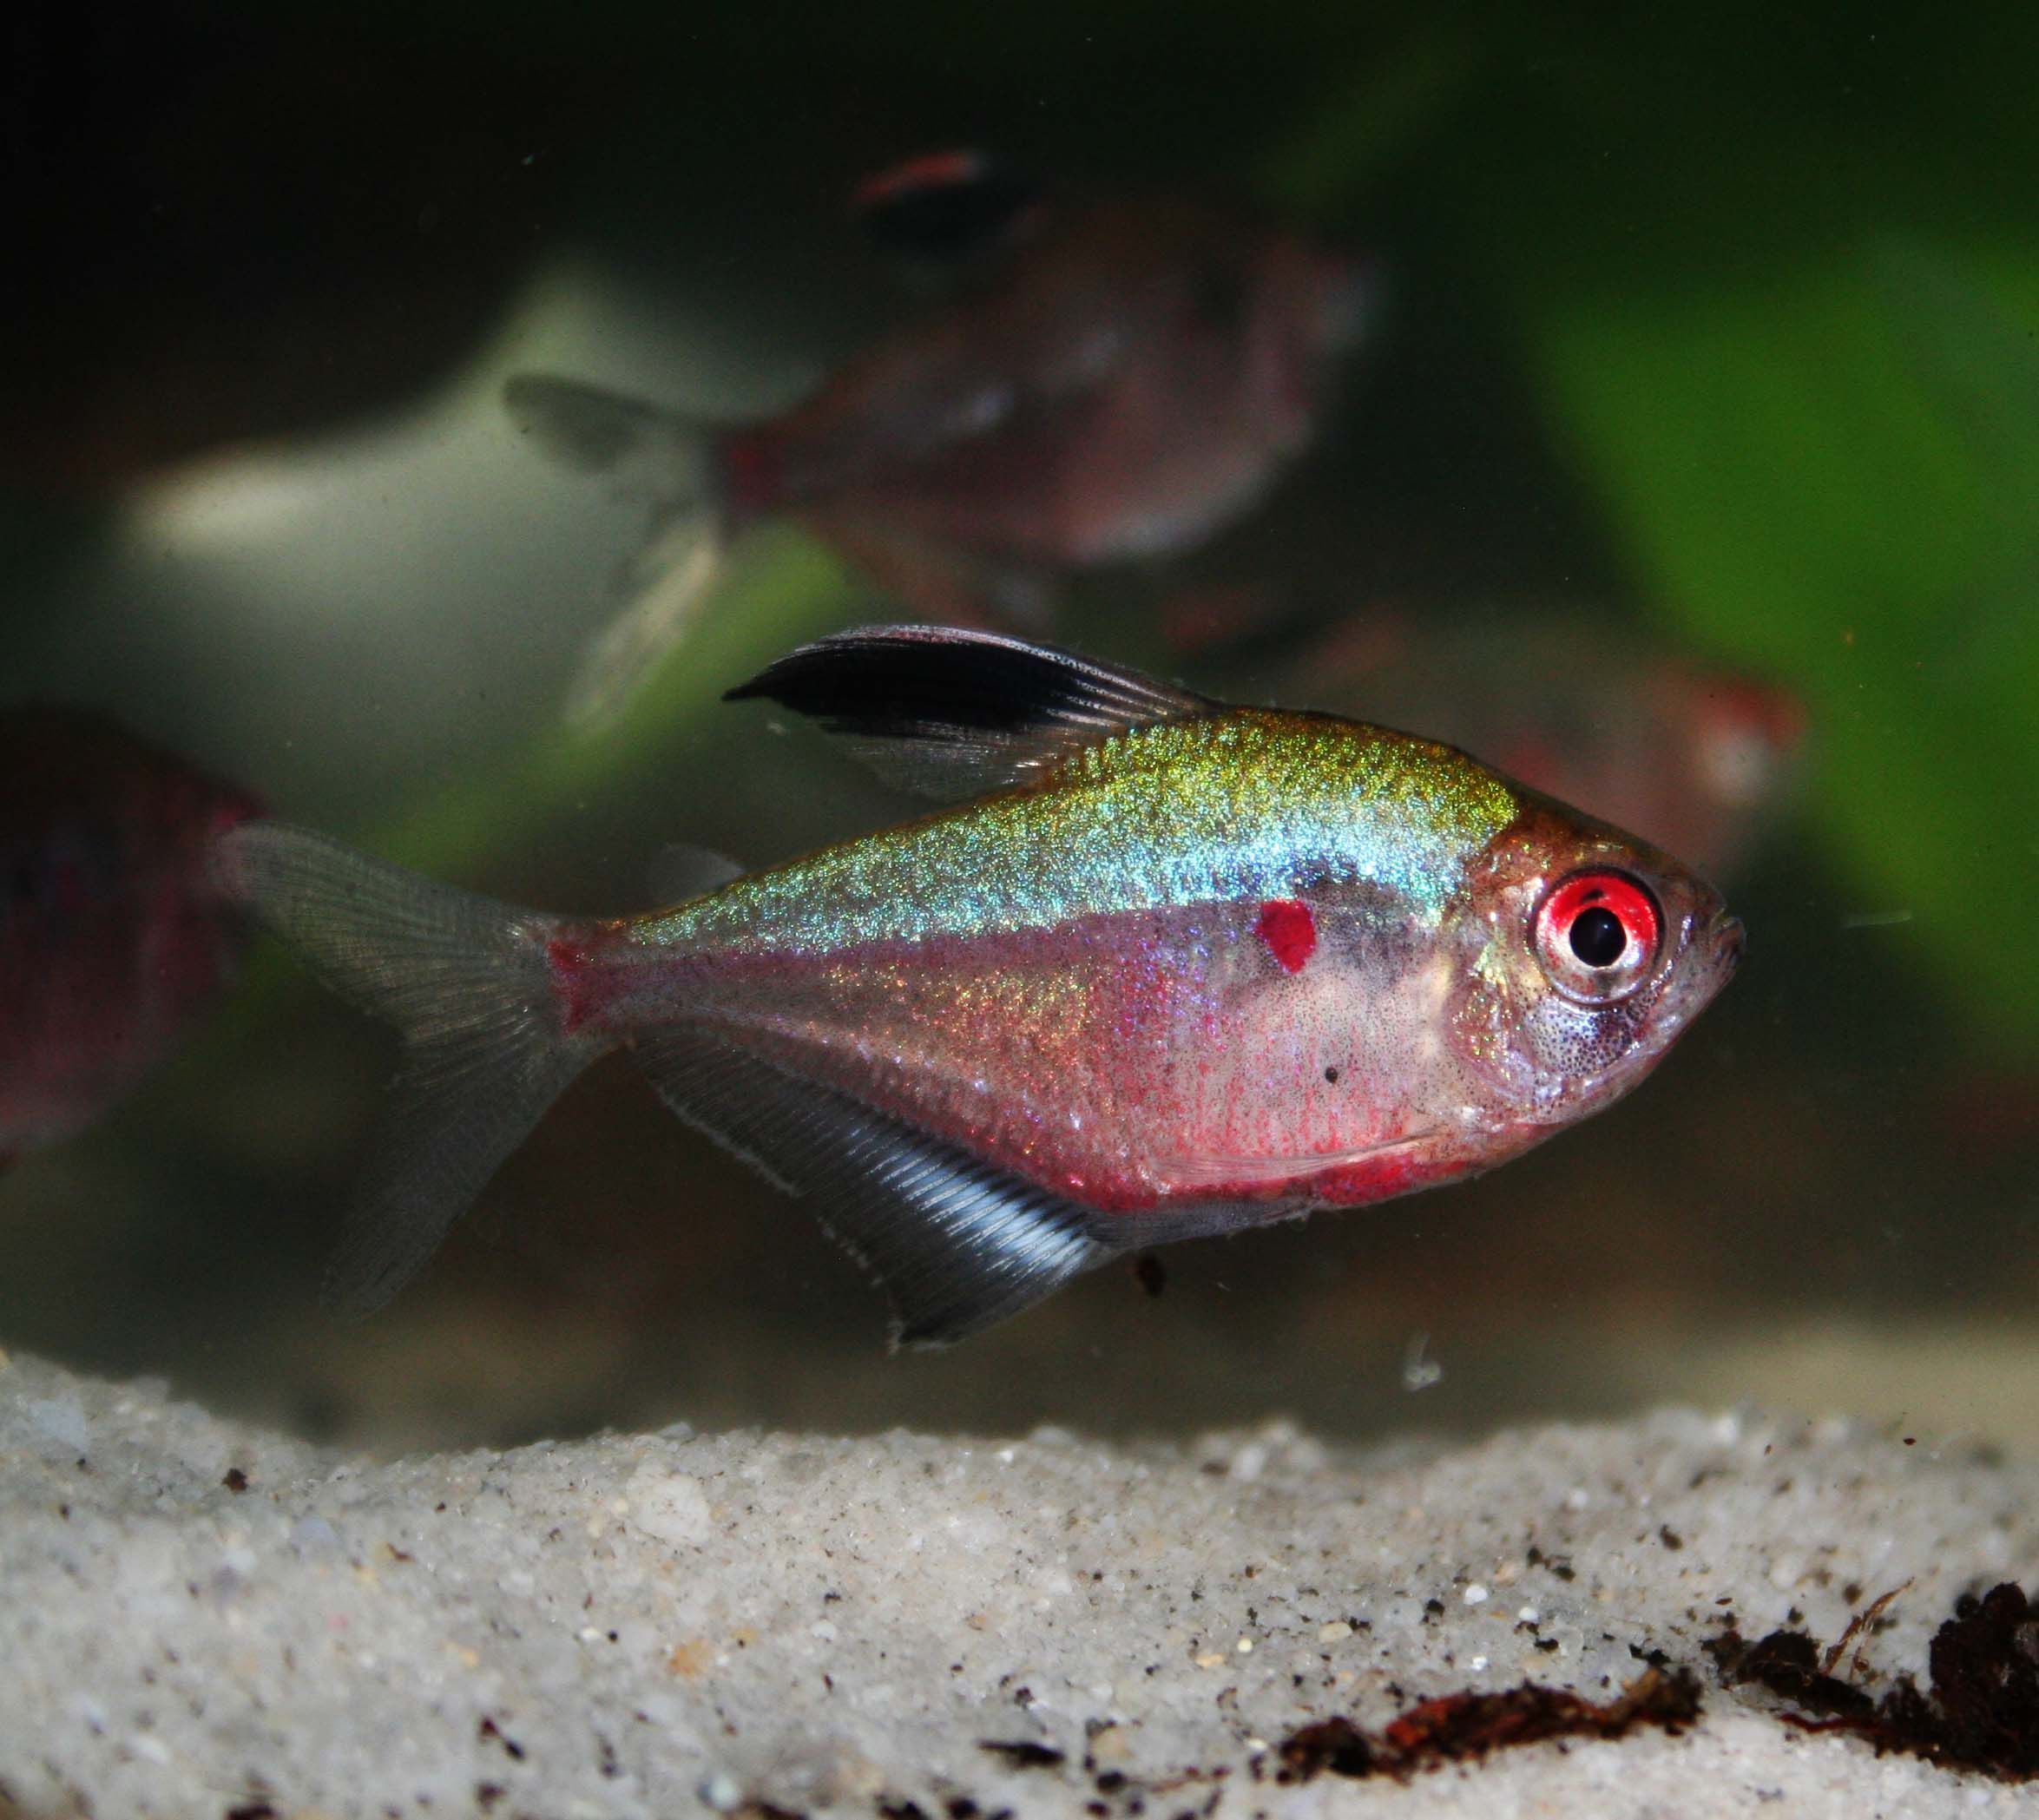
[1276, 1667, 1702, 1782]
[1707, 1580, 2039, 1781]
[975, 1739, 1067, 1769]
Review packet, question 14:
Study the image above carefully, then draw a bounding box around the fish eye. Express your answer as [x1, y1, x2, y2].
[1534, 870, 1662, 1004]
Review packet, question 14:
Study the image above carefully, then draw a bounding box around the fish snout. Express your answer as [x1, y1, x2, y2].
[1703, 909, 1746, 979]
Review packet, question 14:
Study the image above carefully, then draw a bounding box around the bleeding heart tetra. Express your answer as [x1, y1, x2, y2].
[217, 626, 1741, 1345]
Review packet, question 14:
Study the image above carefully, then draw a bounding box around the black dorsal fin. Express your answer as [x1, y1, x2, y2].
[630, 1028, 1112, 1347]
[723, 624, 1209, 798]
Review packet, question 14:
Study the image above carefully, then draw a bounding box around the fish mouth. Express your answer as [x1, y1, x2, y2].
[1517, 906, 1745, 1127]
[1650, 905, 1744, 1037]
[1623, 905, 1743, 1068]
[1705, 908, 1746, 978]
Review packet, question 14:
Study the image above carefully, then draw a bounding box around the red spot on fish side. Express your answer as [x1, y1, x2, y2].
[1254, 899, 1317, 974]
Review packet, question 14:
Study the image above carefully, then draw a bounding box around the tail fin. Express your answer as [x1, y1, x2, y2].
[212, 822, 603, 1315]
[504, 374, 731, 730]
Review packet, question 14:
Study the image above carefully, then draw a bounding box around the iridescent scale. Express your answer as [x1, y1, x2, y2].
[635, 710, 1519, 956]
[609, 710, 1523, 1215]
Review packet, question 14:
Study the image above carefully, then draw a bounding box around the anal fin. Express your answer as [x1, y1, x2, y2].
[631, 1028, 1111, 1346]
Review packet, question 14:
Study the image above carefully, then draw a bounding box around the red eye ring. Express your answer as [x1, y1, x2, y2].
[1534, 870, 1662, 1003]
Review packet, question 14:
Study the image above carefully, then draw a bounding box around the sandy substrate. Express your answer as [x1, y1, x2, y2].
[0, 1348, 2033, 1818]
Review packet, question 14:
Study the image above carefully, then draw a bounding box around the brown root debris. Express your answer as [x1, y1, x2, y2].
[1277, 1667, 1702, 1782]
[1707, 1580, 2039, 1781]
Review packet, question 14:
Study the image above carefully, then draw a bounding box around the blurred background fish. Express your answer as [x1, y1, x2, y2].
[1161, 595, 1806, 881]
[0, 710, 260, 1164]
[506, 151, 1367, 723]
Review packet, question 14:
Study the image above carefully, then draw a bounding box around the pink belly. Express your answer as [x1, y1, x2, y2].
[598, 903, 1477, 1219]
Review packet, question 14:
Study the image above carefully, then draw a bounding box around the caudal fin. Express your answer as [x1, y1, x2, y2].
[212, 822, 602, 1315]
[504, 374, 731, 730]
[504, 375, 716, 509]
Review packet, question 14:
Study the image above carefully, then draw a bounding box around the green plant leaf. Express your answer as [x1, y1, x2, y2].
[1523, 238, 2039, 1055]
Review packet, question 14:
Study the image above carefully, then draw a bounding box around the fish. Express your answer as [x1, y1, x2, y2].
[0, 708, 263, 1163]
[1273, 610, 1808, 881]
[504, 152, 1369, 724]
[213, 625, 1741, 1346]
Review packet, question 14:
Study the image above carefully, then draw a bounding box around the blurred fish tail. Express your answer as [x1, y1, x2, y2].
[503, 373, 741, 730]
[503, 373, 722, 516]
[211, 821, 604, 1315]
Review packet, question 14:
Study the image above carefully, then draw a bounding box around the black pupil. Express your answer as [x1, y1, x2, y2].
[1569, 904, 1627, 968]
